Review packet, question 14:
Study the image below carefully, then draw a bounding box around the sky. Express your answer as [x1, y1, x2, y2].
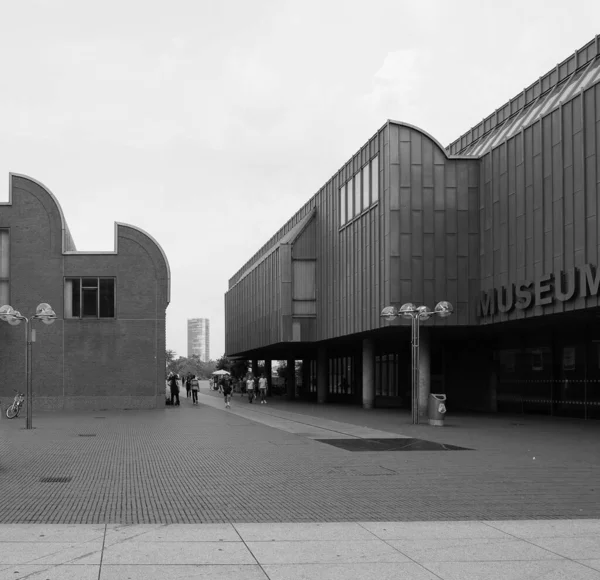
[0, 0, 599, 359]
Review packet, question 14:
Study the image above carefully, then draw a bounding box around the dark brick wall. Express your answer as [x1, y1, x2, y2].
[0, 175, 169, 411]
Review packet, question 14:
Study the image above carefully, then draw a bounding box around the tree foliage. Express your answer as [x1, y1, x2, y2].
[166, 352, 216, 379]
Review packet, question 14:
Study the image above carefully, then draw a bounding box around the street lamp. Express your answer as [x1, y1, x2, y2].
[0, 303, 56, 429]
[380, 301, 453, 424]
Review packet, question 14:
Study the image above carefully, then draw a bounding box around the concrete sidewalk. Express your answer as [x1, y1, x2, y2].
[1, 520, 600, 579]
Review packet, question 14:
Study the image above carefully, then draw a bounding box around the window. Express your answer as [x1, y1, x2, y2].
[347, 178, 354, 219]
[338, 155, 379, 229]
[354, 174, 361, 217]
[339, 184, 347, 226]
[371, 155, 379, 202]
[0, 229, 8, 305]
[65, 277, 115, 318]
[362, 165, 370, 210]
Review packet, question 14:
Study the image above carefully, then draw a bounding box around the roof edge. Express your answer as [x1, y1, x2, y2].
[385, 119, 477, 160]
[115, 222, 172, 305]
[9, 172, 78, 251]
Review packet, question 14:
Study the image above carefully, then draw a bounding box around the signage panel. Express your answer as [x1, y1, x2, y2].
[477, 264, 600, 318]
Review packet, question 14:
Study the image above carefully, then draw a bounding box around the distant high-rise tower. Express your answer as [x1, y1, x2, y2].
[187, 318, 210, 361]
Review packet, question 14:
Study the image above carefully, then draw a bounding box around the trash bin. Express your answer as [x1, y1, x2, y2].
[428, 394, 447, 426]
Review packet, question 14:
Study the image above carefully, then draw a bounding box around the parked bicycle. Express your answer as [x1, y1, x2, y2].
[6, 390, 24, 419]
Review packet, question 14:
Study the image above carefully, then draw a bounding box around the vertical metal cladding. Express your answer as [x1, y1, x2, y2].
[478, 82, 600, 324]
[388, 123, 480, 325]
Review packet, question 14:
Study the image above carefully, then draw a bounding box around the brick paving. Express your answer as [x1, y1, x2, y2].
[0, 385, 599, 524]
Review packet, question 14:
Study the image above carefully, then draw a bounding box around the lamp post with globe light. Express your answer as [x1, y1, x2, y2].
[0, 303, 56, 429]
[380, 301, 453, 425]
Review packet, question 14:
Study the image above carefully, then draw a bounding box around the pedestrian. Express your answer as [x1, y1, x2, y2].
[185, 375, 192, 398]
[223, 378, 233, 408]
[190, 374, 200, 405]
[258, 373, 268, 404]
[246, 375, 256, 403]
[169, 373, 180, 406]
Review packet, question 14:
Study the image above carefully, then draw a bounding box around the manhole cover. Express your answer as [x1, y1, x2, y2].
[78, 434, 96, 437]
[316, 438, 473, 452]
[40, 477, 72, 483]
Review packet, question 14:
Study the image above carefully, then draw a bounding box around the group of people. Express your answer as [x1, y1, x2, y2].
[166, 373, 200, 406]
[216, 373, 269, 408]
[167, 372, 270, 410]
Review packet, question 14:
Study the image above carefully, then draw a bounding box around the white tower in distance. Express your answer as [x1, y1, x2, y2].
[187, 318, 210, 361]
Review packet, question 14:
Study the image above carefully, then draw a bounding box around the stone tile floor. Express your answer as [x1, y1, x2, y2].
[1, 520, 599, 579]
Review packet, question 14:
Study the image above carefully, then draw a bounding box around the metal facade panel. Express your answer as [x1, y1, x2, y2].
[478, 79, 599, 325]
[387, 125, 479, 325]
[291, 218, 317, 259]
[292, 260, 316, 299]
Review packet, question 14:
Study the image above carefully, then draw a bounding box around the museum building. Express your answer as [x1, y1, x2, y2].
[0, 174, 170, 411]
[224, 36, 600, 419]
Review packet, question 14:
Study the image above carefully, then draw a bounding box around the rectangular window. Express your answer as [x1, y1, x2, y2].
[362, 165, 370, 209]
[354, 174, 361, 216]
[371, 156, 379, 202]
[0, 229, 8, 306]
[339, 184, 346, 226]
[65, 277, 115, 319]
[347, 179, 354, 219]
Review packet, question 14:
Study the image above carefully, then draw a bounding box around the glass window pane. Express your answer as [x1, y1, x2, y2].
[347, 180, 354, 219]
[0, 229, 8, 278]
[354, 174, 361, 215]
[65, 278, 81, 318]
[371, 156, 379, 202]
[339, 185, 346, 226]
[362, 165, 370, 209]
[0, 280, 8, 306]
[82, 277, 98, 288]
[99, 278, 115, 318]
[82, 287, 98, 317]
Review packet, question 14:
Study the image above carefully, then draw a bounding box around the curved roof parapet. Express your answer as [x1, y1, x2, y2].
[5, 173, 171, 305]
[9, 173, 78, 251]
[115, 222, 172, 305]
[385, 120, 477, 160]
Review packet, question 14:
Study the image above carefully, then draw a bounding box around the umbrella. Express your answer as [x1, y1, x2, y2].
[212, 369, 231, 375]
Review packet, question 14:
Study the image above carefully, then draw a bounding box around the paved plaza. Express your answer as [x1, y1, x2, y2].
[1, 383, 599, 578]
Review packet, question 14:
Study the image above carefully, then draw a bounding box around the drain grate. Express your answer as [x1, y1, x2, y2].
[94, 416, 106, 419]
[78, 434, 96, 437]
[40, 477, 72, 483]
[316, 438, 473, 452]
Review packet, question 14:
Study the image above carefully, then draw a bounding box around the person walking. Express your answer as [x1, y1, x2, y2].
[246, 375, 256, 403]
[169, 373, 180, 406]
[185, 375, 192, 398]
[223, 378, 233, 408]
[258, 373, 268, 404]
[190, 374, 200, 405]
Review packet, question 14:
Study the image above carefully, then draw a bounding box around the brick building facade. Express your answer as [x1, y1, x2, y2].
[0, 174, 170, 411]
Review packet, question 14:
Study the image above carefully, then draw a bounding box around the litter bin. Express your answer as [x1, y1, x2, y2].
[428, 394, 447, 426]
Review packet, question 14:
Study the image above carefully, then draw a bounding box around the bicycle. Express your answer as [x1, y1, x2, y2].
[6, 390, 24, 419]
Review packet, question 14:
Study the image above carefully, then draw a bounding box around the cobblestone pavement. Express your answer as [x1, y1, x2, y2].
[0, 385, 598, 524]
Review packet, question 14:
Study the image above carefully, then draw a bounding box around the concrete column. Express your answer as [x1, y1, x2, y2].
[362, 338, 375, 409]
[317, 346, 328, 404]
[264, 359, 272, 395]
[251, 360, 259, 379]
[286, 358, 295, 400]
[301, 359, 310, 399]
[418, 326, 431, 421]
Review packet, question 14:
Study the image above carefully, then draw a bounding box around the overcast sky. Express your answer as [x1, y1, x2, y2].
[0, 0, 598, 359]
